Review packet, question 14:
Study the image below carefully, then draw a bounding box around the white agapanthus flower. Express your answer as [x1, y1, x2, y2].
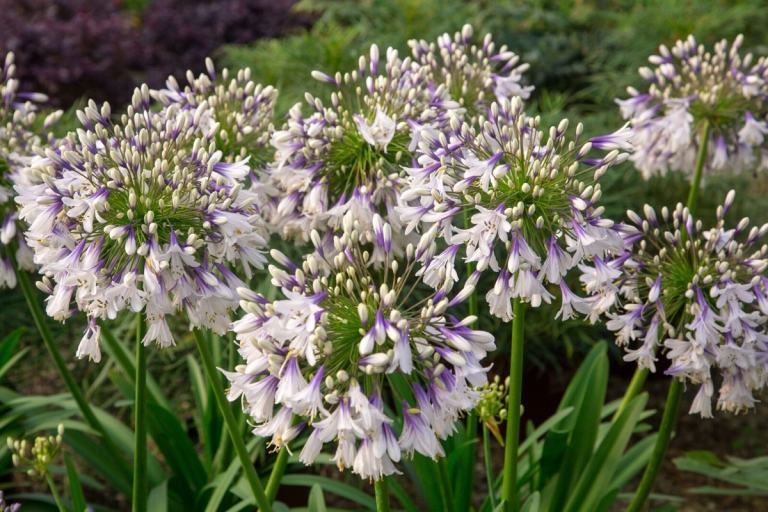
[266, 44, 438, 248]
[16, 86, 268, 362]
[397, 97, 628, 321]
[223, 213, 495, 480]
[618, 34, 768, 178]
[0, 52, 61, 288]
[583, 191, 768, 417]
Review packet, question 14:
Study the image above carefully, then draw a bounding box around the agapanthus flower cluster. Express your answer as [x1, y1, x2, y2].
[268, 44, 436, 245]
[223, 214, 495, 480]
[619, 34, 768, 178]
[16, 86, 268, 362]
[152, 58, 277, 167]
[398, 96, 627, 321]
[0, 52, 60, 288]
[583, 191, 768, 417]
[409, 24, 533, 119]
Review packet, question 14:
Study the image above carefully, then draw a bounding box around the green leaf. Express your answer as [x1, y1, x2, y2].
[64, 430, 132, 495]
[0, 347, 29, 382]
[544, 343, 608, 509]
[100, 323, 172, 410]
[387, 477, 420, 512]
[520, 492, 540, 512]
[0, 328, 24, 367]
[307, 484, 327, 512]
[64, 453, 87, 512]
[564, 393, 649, 512]
[148, 480, 169, 512]
[146, 402, 208, 494]
[280, 475, 375, 510]
[203, 448, 243, 512]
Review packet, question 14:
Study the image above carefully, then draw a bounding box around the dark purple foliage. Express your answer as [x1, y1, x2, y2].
[141, 0, 310, 87]
[0, 0, 143, 107]
[0, 0, 309, 107]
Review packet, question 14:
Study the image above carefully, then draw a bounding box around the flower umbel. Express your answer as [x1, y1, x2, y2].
[584, 191, 768, 417]
[618, 35, 768, 178]
[224, 215, 495, 480]
[410, 24, 533, 119]
[399, 97, 627, 321]
[17, 86, 268, 361]
[0, 52, 61, 288]
[268, 44, 435, 245]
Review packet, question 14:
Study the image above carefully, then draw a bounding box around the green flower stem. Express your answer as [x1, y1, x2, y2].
[265, 446, 289, 504]
[483, 424, 497, 511]
[14, 266, 127, 476]
[45, 473, 65, 512]
[612, 368, 648, 421]
[374, 478, 391, 512]
[624, 121, 711, 512]
[192, 329, 272, 512]
[458, 208, 479, 510]
[132, 314, 147, 512]
[626, 379, 682, 512]
[501, 298, 526, 511]
[686, 120, 712, 214]
[438, 458, 454, 507]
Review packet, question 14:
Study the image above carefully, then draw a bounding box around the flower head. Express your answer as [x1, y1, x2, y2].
[584, 191, 768, 417]
[619, 35, 768, 178]
[267, 44, 435, 246]
[224, 215, 494, 480]
[0, 52, 61, 288]
[398, 97, 627, 320]
[409, 24, 533, 119]
[17, 86, 268, 361]
[152, 58, 277, 167]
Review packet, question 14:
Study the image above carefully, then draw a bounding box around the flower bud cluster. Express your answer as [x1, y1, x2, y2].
[409, 24, 533, 120]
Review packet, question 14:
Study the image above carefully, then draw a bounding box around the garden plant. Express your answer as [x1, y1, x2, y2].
[1, 1, 767, 511]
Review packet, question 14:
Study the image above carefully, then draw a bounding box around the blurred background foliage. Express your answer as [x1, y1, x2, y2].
[1, 0, 767, 509]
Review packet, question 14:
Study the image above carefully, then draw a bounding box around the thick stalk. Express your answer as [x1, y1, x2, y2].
[374, 478, 391, 512]
[265, 446, 289, 503]
[192, 329, 272, 512]
[626, 379, 682, 512]
[501, 299, 526, 511]
[686, 121, 712, 214]
[14, 267, 126, 473]
[132, 314, 147, 512]
[483, 425, 497, 510]
[612, 368, 648, 421]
